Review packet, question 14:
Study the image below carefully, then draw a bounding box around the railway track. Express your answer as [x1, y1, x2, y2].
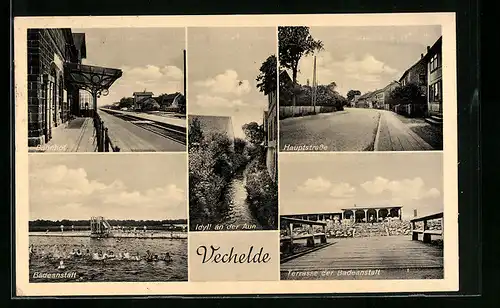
[102, 110, 186, 144]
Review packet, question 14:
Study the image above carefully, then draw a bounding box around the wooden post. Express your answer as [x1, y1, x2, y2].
[321, 224, 327, 243]
[289, 222, 294, 253]
[104, 128, 110, 152]
[100, 121, 105, 152]
[411, 221, 418, 240]
[423, 219, 431, 243]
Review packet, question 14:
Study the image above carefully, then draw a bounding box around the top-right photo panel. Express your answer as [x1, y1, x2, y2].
[278, 26, 443, 152]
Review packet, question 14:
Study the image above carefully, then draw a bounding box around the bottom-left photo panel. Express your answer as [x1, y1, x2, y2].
[27, 153, 188, 283]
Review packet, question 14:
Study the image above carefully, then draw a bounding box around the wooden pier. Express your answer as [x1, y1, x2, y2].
[281, 235, 443, 271]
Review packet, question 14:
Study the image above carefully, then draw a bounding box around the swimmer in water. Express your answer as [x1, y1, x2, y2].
[123, 251, 130, 260]
[163, 252, 172, 262]
[57, 260, 65, 270]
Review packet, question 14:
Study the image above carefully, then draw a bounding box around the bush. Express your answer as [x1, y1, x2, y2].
[244, 158, 278, 229]
[188, 130, 236, 226]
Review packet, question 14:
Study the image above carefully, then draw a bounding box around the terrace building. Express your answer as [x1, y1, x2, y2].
[283, 205, 403, 224]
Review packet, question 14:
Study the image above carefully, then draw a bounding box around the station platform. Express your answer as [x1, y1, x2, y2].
[28, 118, 97, 153]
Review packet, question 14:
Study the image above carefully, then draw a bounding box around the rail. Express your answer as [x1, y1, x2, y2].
[410, 212, 443, 243]
[280, 217, 328, 255]
[93, 114, 120, 152]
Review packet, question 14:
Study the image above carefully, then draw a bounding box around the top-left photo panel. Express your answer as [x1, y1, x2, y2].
[26, 28, 187, 153]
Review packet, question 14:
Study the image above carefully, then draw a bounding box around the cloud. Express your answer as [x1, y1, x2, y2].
[97, 64, 184, 106]
[194, 70, 251, 96]
[298, 177, 331, 193]
[29, 165, 186, 220]
[360, 176, 441, 201]
[192, 94, 246, 108]
[330, 182, 356, 198]
[297, 52, 399, 95]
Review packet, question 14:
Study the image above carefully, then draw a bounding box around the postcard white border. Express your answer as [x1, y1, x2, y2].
[14, 13, 458, 296]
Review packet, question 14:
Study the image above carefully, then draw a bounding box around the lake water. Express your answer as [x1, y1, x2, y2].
[218, 171, 262, 229]
[29, 236, 187, 282]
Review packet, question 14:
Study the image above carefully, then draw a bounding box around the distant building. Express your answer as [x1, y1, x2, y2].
[425, 37, 443, 115]
[349, 94, 361, 107]
[27, 29, 87, 146]
[370, 88, 385, 109]
[380, 81, 400, 110]
[399, 52, 428, 97]
[132, 91, 154, 110]
[283, 205, 403, 224]
[188, 115, 235, 143]
[263, 88, 278, 182]
[356, 92, 373, 108]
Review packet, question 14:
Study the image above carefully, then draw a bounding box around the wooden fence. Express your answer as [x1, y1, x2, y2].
[279, 106, 337, 119]
[93, 114, 119, 152]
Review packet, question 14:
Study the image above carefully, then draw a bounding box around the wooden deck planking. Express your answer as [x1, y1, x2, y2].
[281, 236, 443, 270]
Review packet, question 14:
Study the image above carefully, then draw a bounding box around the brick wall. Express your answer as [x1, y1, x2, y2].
[27, 28, 79, 146]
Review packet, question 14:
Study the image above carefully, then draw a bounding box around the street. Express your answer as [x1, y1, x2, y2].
[279, 108, 434, 151]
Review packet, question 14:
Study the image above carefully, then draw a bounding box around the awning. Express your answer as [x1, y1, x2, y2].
[64, 63, 122, 95]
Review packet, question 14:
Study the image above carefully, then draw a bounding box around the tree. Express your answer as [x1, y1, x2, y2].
[256, 55, 277, 95]
[118, 97, 134, 109]
[234, 137, 247, 155]
[242, 122, 265, 146]
[388, 83, 425, 107]
[347, 90, 361, 102]
[188, 118, 203, 149]
[278, 26, 324, 107]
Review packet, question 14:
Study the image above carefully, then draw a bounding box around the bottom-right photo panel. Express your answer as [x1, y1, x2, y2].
[279, 152, 444, 280]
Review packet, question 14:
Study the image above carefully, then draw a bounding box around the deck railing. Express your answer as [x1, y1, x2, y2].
[93, 114, 120, 152]
[410, 212, 443, 243]
[280, 217, 328, 255]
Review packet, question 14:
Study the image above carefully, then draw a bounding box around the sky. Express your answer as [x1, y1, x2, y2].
[279, 153, 443, 220]
[292, 26, 442, 97]
[187, 27, 276, 138]
[29, 154, 187, 221]
[72, 28, 185, 106]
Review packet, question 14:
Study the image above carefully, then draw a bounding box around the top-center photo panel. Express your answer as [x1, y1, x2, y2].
[187, 27, 278, 232]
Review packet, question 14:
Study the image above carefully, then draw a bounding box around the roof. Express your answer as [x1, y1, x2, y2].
[399, 36, 442, 81]
[341, 205, 403, 211]
[188, 115, 234, 139]
[280, 70, 292, 84]
[358, 91, 373, 99]
[136, 97, 158, 105]
[283, 212, 343, 216]
[64, 63, 122, 91]
[399, 57, 426, 82]
[71, 33, 86, 59]
[156, 93, 182, 105]
[423, 36, 442, 60]
[133, 91, 154, 96]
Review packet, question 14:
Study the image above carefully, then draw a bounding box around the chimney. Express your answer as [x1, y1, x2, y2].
[421, 53, 424, 58]
[413, 209, 418, 217]
[427, 46, 430, 52]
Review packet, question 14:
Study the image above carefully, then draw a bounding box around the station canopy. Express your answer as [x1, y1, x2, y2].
[64, 63, 122, 94]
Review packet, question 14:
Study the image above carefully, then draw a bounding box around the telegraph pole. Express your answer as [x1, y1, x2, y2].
[312, 55, 317, 109]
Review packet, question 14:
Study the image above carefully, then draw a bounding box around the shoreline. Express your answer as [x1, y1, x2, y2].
[29, 231, 188, 239]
